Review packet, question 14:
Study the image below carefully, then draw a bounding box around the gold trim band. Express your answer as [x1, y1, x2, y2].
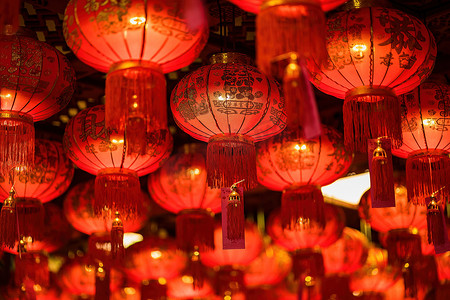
[0, 111, 33, 124]
[179, 208, 214, 217]
[97, 167, 138, 178]
[261, 0, 321, 10]
[209, 134, 255, 145]
[108, 60, 163, 74]
[209, 52, 253, 65]
[346, 86, 396, 99]
[407, 149, 450, 160]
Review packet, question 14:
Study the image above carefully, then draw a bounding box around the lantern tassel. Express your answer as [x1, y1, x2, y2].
[111, 211, 124, 263]
[402, 262, 417, 298]
[369, 138, 395, 207]
[16, 198, 44, 243]
[282, 54, 321, 139]
[95, 263, 110, 300]
[281, 186, 325, 230]
[226, 181, 245, 241]
[141, 280, 167, 300]
[0, 187, 17, 249]
[188, 250, 205, 289]
[176, 210, 214, 252]
[426, 196, 446, 246]
[15, 251, 49, 292]
[385, 229, 422, 266]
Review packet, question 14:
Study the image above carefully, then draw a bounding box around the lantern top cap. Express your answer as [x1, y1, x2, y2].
[209, 52, 253, 66]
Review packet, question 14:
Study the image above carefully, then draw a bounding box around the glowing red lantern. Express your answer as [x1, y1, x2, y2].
[229, 0, 346, 15]
[350, 247, 401, 294]
[148, 144, 220, 253]
[0, 29, 75, 173]
[171, 52, 286, 190]
[64, 0, 208, 156]
[308, 7, 436, 152]
[0, 139, 74, 249]
[436, 251, 450, 282]
[167, 275, 214, 299]
[64, 179, 150, 235]
[14, 251, 49, 293]
[257, 125, 352, 229]
[244, 244, 292, 288]
[64, 105, 172, 219]
[322, 227, 370, 274]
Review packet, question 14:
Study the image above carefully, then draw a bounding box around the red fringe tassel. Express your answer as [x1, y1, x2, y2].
[176, 210, 215, 252]
[226, 193, 245, 241]
[291, 249, 324, 280]
[14, 252, 49, 289]
[0, 112, 34, 175]
[187, 251, 205, 290]
[256, 1, 327, 76]
[281, 186, 325, 230]
[216, 268, 245, 298]
[94, 168, 140, 218]
[95, 263, 111, 300]
[16, 198, 44, 243]
[0, 190, 17, 249]
[385, 229, 422, 266]
[343, 89, 402, 153]
[207, 134, 256, 190]
[105, 63, 166, 157]
[402, 262, 417, 298]
[406, 150, 450, 205]
[141, 280, 167, 300]
[111, 212, 124, 263]
[426, 196, 446, 246]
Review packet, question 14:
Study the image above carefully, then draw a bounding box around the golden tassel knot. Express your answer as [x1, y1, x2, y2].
[229, 179, 245, 203]
[427, 196, 440, 213]
[373, 138, 387, 159]
[3, 186, 16, 210]
[112, 211, 123, 227]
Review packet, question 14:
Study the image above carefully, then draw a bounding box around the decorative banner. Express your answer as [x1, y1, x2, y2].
[221, 186, 245, 249]
[368, 138, 395, 208]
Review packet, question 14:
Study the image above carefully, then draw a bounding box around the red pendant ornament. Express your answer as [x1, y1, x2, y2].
[63, 0, 208, 156]
[64, 105, 172, 219]
[392, 82, 450, 205]
[257, 126, 352, 230]
[0, 29, 75, 174]
[221, 182, 245, 244]
[368, 138, 395, 207]
[308, 7, 436, 152]
[148, 144, 220, 253]
[171, 52, 286, 190]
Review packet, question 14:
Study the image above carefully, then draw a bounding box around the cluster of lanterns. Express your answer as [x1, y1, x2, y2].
[0, 0, 449, 299]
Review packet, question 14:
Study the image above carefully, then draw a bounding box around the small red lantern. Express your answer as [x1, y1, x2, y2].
[257, 125, 352, 229]
[167, 275, 214, 299]
[0, 29, 76, 173]
[244, 244, 292, 288]
[322, 227, 370, 275]
[148, 144, 220, 253]
[436, 251, 450, 282]
[171, 52, 286, 190]
[0, 140, 74, 249]
[64, 0, 208, 156]
[64, 105, 172, 220]
[308, 7, 436, 152]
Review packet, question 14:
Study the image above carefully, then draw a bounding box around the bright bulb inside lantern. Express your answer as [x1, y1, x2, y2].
[130, 17, 146, 26]
[321, 172, 371, 208]
[151, 250, 162, 259]
[351, 44, 367, 59]
[182, 275, 194, 284]
[158, 278, 167, 285]
[132, 102, 138, 108]
[112, 139, 124, 144]
[123, 232, 143, 248]
[2, 93, 11, 98]
[294, 144, 307, 151]
[371, 268, 379, 275]
[124, 287, 136, 295]
[423, 118, 435, 126]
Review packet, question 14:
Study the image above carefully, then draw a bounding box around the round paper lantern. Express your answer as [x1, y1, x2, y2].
[58, 257, 123, 297]
[111, 285, 140, 300]
[200, 222, 264, 268]
[229, 0, 346, 15]
[63, 179, 150, 235]
[257, 125, 352, 229]
[0, 29, 75, 173]
[322, 227, 370, 274]
[436, 251, 450, 282]
[171, 52, 286, 190]
[148, 144, 220, 252]
[244, 244, 292, 288]
[167, 275, 214, 299]
[0, 139, 74, 249]
[308, 7, 436, 152]
[64, 105, 172, 219]
[64, 0, 208, 157]
[350, 247, 401, 293]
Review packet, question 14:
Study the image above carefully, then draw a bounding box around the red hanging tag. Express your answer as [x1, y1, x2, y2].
[221, 180, 245, 249]
[425, 195, 450, 254]
[0, 186, 17, 249]
[368, 138, 395, 208]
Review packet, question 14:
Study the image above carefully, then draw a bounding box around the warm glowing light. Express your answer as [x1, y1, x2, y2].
[111, 139, 124, 144]
[2, 93, 11, 98]
[33, 284, 42, 292]
[352, 44, 367, 52]
[123, 232, 143, 248]
[294, 144, 307, 151]
[158, 278, 167, 285]
[305, 276, 312, 283]
[124, 287, 136, 295]
[423, 118, 435, 126]
[411, 227, 419, 234]
[182, 275, 194, 284]
[132, 102, 138, 108]
[371, 268, 379, 275]
[322, 172, 371, 208]
[224, 296, 232, 300]
[129, 17, 146, 26]
[151, 250, 162, 259]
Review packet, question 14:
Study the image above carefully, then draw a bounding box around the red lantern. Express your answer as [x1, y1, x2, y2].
[64, 0, 208, 156]
[229, 0, 346, 15]
[171, 52, 286, 190]
[322, 227, 370, 275]
[350, 247, 401, 294]
[436, 251, 450, 282]
[64, 179, 150, 235]
[0, 29, 75, 173]
[308, 7, 436, 152]
[148, 144, 220, 253]
[167, 275, 214, 299]
[244, 244, 292, 288]
[64, 105, 172, 220]
[0, 139, 74, 249]
[14, 251, 49, 293]
[256, 125, 352, 229]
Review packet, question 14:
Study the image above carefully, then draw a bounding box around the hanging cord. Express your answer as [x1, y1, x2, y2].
[217, 0, 224, 52]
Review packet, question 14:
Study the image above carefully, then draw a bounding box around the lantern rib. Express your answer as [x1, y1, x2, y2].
[432, 85, 447, 150]
[265, 144, 292, 188]
[205, 65, 224, 134]
[139, 0, 148, 60]
[417, 91, 430, 151]
[28, 143, 57, 199]
[70, 126, 107, 171]
[235, 65, 252, 135]
[305, 136, 323, 186]
[345, 11, 366, 88]
[122, 30, 133, 60]
[377, 9, 394, 88]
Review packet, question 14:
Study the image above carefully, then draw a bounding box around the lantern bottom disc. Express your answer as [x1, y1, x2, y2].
[0, 111, 34, 175]
[207, 134, 257, 190]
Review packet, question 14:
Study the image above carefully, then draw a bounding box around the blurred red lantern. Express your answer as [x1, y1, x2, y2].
[308, 7, 436, 152]
[229, 0, 347, 15]
[0, 139, 74, 249]
[14, 251, 49, 295]
[64, 179, 150, 235]
[167, 275, 214, 299]
[244, 244, 292, 288]
[58, 257, 123, 297]
[64, 105, 172, 220]
[171, 52, 286, 190]
[436, 251, 450, 282]
[257, 126, 352, 229]
[148, 144, 220, 253]
[350, 247, 401, 294]
[0, 29, 75, 173]
[111, 284, 140, 300]
[64, 0, 208, 157]
[322, 227, 370, 274]
[2, 286, 63, 300]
